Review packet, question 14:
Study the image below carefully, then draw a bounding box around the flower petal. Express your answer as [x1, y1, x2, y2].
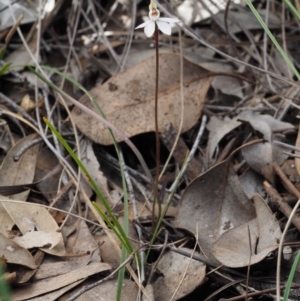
[144, 21, 155, 37]
[156, 20, 171, 35]
[158, 17, 179, 23]
[135, 20, 152, 29]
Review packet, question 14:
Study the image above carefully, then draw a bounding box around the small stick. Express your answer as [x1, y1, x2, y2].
[263, 181, 300, 231]
[219, 284, 300, 301]
[273, 161, 300, 198]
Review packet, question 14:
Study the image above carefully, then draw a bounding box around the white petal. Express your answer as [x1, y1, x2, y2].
[156, 20, 171, 35]
[135, 20, 152, 29]
[158, 17, 179, 23]
[144, 21, 155, 37]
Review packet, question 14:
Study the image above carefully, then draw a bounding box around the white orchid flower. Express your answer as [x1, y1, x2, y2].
[135, 6, 179, 38]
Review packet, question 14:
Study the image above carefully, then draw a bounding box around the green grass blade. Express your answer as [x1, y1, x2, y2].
[283, 0, 300, 21]
[0, 62, 12, 76]
[27, 65, 152, 184]
[0, 264, 11, 301]
[116, 246, 128, 301]
[43, 117, 132, 253]
[283, 250, 300, 300]
[0, 48, 6, 60]
[244, 0, 300, 81]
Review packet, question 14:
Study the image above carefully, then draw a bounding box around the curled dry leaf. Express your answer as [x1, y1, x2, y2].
[61, 279, 138, 301]
[0, 133, 40, 201]
[206, 116, 241, 167]
[239, 168, 264, 199]
[0, 233, 37, 269]
[72, 53, 212, 145]
[153, 249, 206, 301]
[242, 142, 274, 184]
[12, 262, 111, 301]
[1, 197, 65, 256]
[12, 231, 61, 250]
[175, 159, 256, 265]
[176, 157, 282, 268]
[238, 110, 294, 184]
[212, 194, 281, 268]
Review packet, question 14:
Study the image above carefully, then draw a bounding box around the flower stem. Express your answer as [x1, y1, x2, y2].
[152, 24, 161, 232]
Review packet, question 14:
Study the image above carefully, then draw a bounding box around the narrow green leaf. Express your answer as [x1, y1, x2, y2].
[0, 62, 12, 76]
[244, 0, 300, 81]
[0, 264, 11, 301]
[283, 250, 300, 300]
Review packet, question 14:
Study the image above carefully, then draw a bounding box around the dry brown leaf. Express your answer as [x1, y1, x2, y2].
[212, 194, 281, 267]
[27, 280, 85, 301]
[34, 148, 61, 201]
[242, 142, 274, 184]
[175, 159, 256, 265]
[80, 139, 109, 200]
[12, 231, 61, 249]
[17, 250, 44, 284]
[206, 116, 241, 167]
[0, 134, 43, 257]
[12, 262, 111, 300]
[212, 75, 243, 99]
[238, 111, 294, 136]
[60, 279, 138, 301]
[238, 111, 294, 184]
[239, 169, 264, 199]
[64, 218, 100, 263]
[72, 53, 212, 145]
[0, 133, 40, 201]
[1, 198, 65, 256]
[0, 233, 37, 269]
[33, 255, 91, 281]
[153, 249, 206, 301]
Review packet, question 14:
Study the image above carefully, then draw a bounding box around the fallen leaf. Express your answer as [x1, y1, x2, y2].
[12, 231, 61, 249]
[206, 116, 241, 167]
[237, 111, 294, 184]
[212, 75, 243, 99]
[60, 279, 138, 301]
[12, 262, 111, 300]
[153, 249, 206, 301]
[239, 168, 264, 199]
[27, 280, 84, 301]
[33, 256, 91, 281]
[72, 53, 212, 145]
[1, 198, 66, 256]
[80, 139, 109, 201]
[175, 159, 256, 265]
[242, 141, 274, 184]
[0, 133, 40, 201]
[212, 194, 281, 267]
[0, 233, 37, 269]
[238, 111, 294, 137]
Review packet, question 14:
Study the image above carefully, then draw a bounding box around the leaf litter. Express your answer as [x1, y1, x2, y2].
[0, 0, 300, 300]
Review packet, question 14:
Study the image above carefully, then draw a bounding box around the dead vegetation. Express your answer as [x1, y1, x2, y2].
[1, 0, 300, 300]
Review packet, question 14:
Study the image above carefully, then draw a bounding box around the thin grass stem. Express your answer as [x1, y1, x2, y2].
[153, 24, 161, 232]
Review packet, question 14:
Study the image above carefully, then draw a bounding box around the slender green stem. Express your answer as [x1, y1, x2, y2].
[283, 250, 300, 300]
[0, 264, 11, 301]
[152, 24, 161, 232]
[245, 0, 300, 81]
[283, 0, 300, 21]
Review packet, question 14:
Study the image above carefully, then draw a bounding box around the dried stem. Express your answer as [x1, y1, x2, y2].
[152, 24, 161, 231]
